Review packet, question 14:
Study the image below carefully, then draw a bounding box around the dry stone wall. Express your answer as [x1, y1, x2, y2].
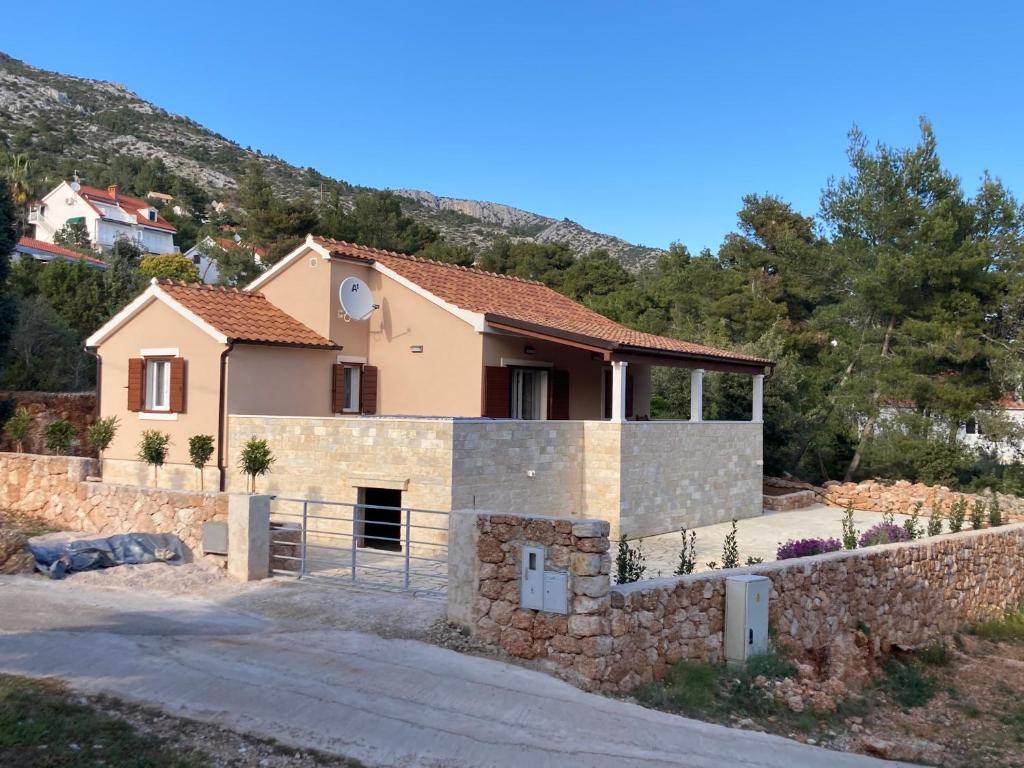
[450, 510, 1024, 694]
[0, 452, 227, 553]
[0, 391, 96, 456]
[819, 478, 1024, 520]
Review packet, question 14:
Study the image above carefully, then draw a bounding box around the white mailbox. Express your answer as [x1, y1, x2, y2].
[725, 575, 770, 663]
[521, 545, 545, 610]
[542, 571, 568, 614]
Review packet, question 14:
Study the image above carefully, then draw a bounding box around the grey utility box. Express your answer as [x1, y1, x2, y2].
[202, 521, 228, 555]
[724, 575, 770, 663]
[520, 545, 569, 614]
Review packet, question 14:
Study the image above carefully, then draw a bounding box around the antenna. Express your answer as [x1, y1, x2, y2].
[338, 276, 378, 322]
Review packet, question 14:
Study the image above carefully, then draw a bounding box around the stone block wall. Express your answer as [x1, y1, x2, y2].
[0, 452, 227, 553]
[0, 391, 96, 456]
[449, 509, 1024, 694]
[617, 421, 763, 538]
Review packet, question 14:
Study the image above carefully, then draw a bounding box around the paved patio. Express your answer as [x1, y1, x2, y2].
[638, 504, 913, 578]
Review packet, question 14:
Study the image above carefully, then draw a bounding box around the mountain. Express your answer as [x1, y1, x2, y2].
[0, 52, 664, 269]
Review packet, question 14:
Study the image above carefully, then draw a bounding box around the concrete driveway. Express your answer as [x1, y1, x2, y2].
[0, 576, 912, 768]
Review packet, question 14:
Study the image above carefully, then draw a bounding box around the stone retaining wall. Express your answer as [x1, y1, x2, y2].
[820, 479, 1024, 520]
[0, 452, 227, 553]
[449, 509, 1024, 693]
[0, 391, 96, 456]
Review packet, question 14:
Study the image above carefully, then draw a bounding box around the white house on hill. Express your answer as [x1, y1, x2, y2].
[29, 180, 178, 255]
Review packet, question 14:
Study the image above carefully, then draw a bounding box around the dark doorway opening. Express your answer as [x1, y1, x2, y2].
[358, 487, 402, 551]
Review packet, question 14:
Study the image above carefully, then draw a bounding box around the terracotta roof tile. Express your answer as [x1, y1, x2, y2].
[16, 236, 108, 268]
[157, 280, 336, 348]
[311, 237, 771, 367]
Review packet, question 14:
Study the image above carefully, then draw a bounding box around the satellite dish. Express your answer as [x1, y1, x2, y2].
[338, 276, 378, 321]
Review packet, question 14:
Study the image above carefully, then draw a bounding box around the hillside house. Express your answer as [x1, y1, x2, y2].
[11, 236, 108, 270]
[29, 180, 177, 255]
[184, 235, 266, 284]
[85, 235, 772, 538]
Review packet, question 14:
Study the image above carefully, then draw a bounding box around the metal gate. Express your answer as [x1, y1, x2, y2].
[268, 497, 449, 596]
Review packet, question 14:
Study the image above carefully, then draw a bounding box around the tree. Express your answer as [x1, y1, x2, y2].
[104, 236, 145, 312]
[0, 181, 17, 381]
[53, 221, 92, 252]
[416, 239, 476, 267]
[478, 237, 575, 287]
[139, 253, 200, 283]
[37, 260, 110, 339]
[3, 406, 31, 452]
[86, 416, 119, 463]
[206, 243, 264, 286]
[138, 430, 170, 486]
[319, 191, 439, 254]
[0, 151, 32, 227]
[238, 436, 275, 493]
[1, 296, 85, 391]
[188, 434, 215, 491]
[43, 419, 76, 455]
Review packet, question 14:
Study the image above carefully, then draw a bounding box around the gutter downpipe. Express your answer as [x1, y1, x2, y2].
[217, 341, 235, 492]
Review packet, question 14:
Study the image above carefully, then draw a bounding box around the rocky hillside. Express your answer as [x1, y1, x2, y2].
[0, 52, 663, 269]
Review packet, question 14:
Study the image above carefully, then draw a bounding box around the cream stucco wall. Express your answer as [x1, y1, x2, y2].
[97, 298, 226, 487]
[226, 345, 338, 418]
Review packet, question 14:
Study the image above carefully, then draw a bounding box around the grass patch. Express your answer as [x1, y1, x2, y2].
[974, 608, 1024, 643]
[882, 657, 938, 709]
[917, 640, 952, 667]
[998, 703, 1024, 741]
[0, 674, 205, 767]
[636, 660, 720, 715]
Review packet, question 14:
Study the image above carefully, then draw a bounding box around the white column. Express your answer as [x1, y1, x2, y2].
[690, 368, 704, 422]
[611, 360, 629, 423]
[752, 374, 764, 423]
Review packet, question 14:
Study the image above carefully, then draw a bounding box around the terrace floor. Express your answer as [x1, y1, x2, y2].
[639, 504, 912, 578]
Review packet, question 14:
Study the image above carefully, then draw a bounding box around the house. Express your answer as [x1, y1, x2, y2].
[183, 235, 266, 284]
[84, 235, 772, 538]
[29, 180, 178, 255]
[11, 236, 108, 270]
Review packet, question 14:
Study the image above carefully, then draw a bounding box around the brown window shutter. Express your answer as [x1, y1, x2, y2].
[549, 369, 570, 420]
[483, 366, 511, 418]
[625, 373, 634, 419]
[127, 357, 145, 411]
[360, 365, 379, 415]
[169, 357, 186, 413]
[331, 363, 346, 413]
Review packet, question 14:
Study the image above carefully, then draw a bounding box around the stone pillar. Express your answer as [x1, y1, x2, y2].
[690, 368, 704, 422]
[752, 374, 764, 423]
[610, 360, 629, 423]
[228, 494, 271, 581]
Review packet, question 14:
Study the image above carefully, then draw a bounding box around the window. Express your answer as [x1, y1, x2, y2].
[510, 367, 547, 420]
[145, 359, 171, 411]
[147, 209, 157, 221]
[343, 365, 360, 412]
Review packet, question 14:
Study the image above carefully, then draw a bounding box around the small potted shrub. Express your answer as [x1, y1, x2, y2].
[3, 406, 32, 453]
[43, 419, 77, 455]
[238, 436, 275, 493]
[138, 430, 171, 486]
[86, 416, 119, 468]
[188, 434, 215, 491]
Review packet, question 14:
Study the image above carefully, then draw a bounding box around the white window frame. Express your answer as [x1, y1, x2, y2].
[145, 358, 171, 412]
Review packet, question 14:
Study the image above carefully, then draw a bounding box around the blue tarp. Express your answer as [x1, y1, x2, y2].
[28, 533, 185, 579]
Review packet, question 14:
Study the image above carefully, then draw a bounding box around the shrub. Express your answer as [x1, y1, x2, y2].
[86, 416, 118, 461]
[841, 502, 858, 550]
[674, 527, 697, 576]
[882, 657, 938, 709]
[238, 436, 275, 493]
[3, 406, 31, 452]
[138, 430, 170, 485]
[776, 537, 842, 560]
[927, 501, 943, 536]
[948, 498, 967, 533]
[988, 494, 1003, 528]
[721, 519, 740, 569]
[615, 536, 647, 584]
[903, 501, 922, 539]
[970, 499, 986, 530]
[858, 522, 911, 547]
[973, 608, 1024, 642]
[42, 419, 76, 455]
[188, 434, 215, 491]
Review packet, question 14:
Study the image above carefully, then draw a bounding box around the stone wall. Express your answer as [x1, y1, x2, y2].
[449, 509, 1024, 694]
[0, 452, 227, 553]
[819, 478, 1024, 520]
[0, 391, 96, 456]
[617, 421, 763, 538]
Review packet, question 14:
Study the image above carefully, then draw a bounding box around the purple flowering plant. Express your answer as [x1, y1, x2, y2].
[858, 522, 911, 547]
[776, 537, 842, 561]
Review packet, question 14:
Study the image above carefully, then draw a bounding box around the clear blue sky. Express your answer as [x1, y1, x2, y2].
[5, 1, 1023, 253]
